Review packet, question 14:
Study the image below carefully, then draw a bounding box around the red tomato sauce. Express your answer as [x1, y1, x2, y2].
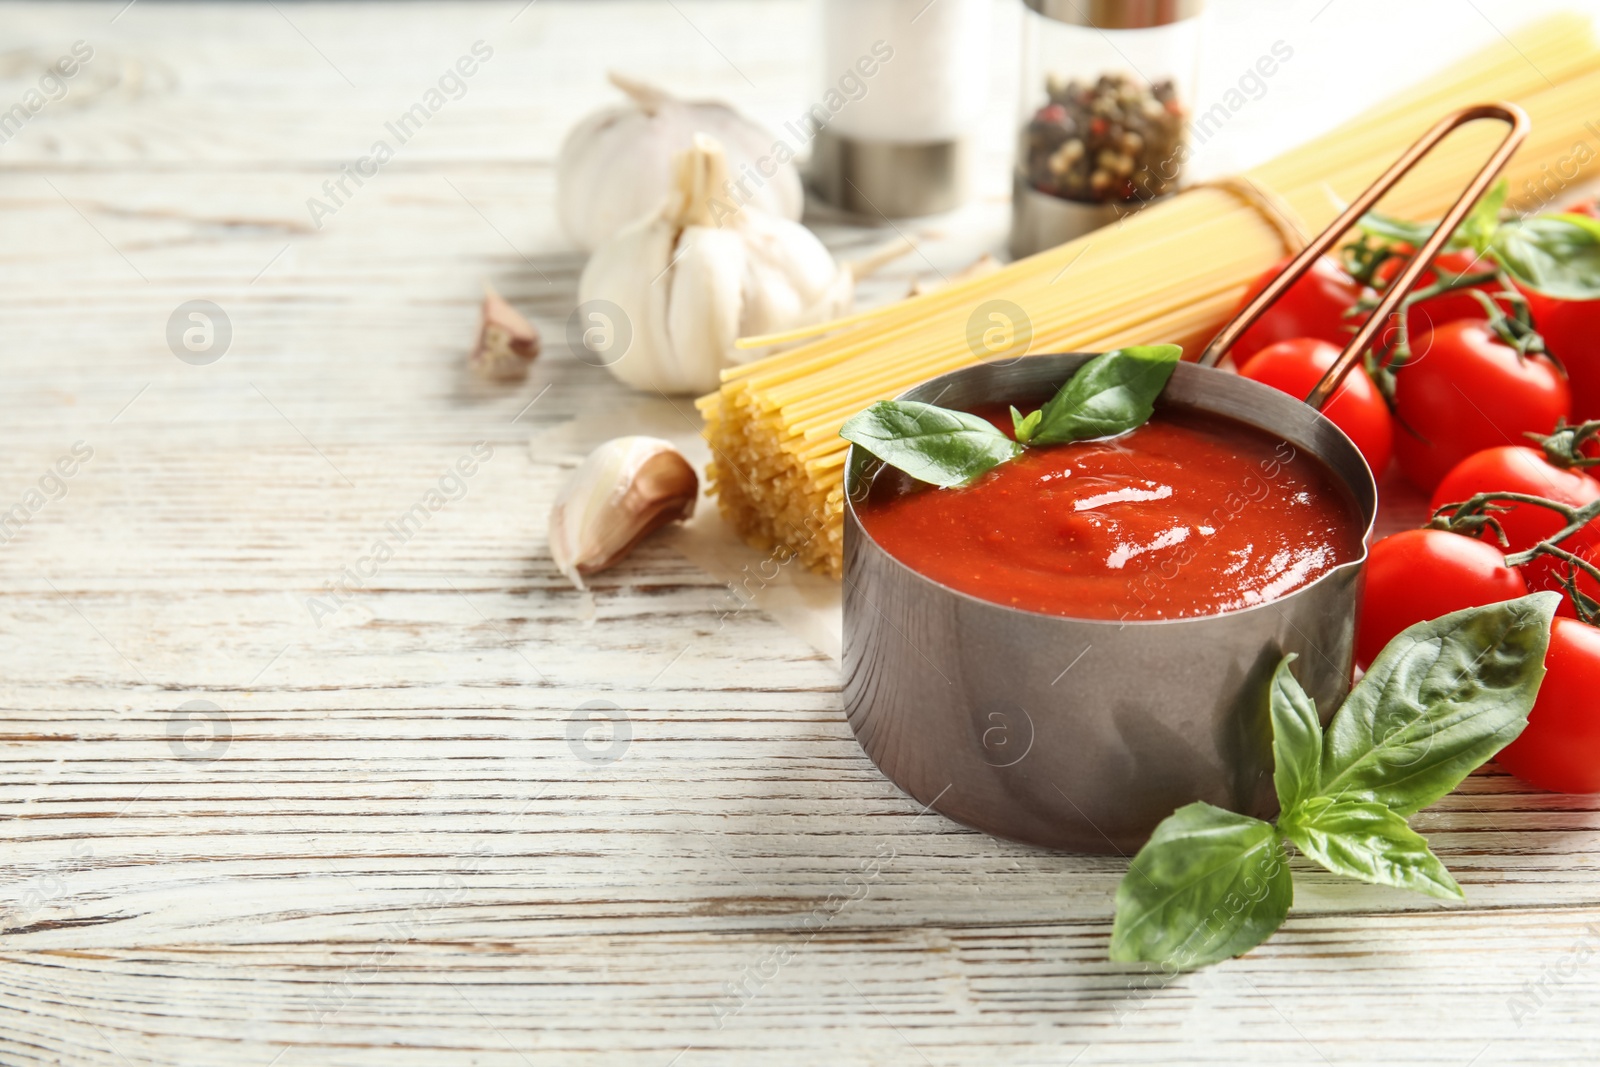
[856, 405, 1364, 621]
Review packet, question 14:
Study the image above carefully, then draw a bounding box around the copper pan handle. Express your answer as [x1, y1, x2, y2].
[1196, 102, 1530, 410]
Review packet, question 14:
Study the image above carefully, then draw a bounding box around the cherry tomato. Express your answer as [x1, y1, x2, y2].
[1374, 247, 1504, 339]
[1238, 339, 1393, 476]
[1229, 255, 1365, 364]
[1563, 197, 1600, 220]
[1495, 617, 1600, 793]
[1356, 528, 1528, 671]
[1429, 445, 1600, 592]
[1532, 299, 1600, 423]
[1392, 319, 1571, 493]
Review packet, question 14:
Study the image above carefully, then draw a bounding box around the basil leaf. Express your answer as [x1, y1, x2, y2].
[1269, 654, 1323, 817]
[1280, 796, 1463, 901]
[1010, 405, 1042, 444]
[1110, 802, 1292, 970]
[1029, 345, 1183, 446]
[1490, 214, 1600, 300]
[1319, 592, 1559, 816]
[840, 400, 1022, 488]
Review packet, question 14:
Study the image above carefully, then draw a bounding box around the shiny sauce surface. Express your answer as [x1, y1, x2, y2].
[856, 405, 1364, 621]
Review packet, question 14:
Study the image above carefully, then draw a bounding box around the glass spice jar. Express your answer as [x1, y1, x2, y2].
[1011, 0, 1205, 257]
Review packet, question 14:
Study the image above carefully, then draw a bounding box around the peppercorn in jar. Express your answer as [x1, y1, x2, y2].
[1025, 73, 1187, 203]
[1012, 1, 1205, 257]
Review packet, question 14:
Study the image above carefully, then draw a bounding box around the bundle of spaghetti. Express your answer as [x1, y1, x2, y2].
[698, 13, 1600, 576]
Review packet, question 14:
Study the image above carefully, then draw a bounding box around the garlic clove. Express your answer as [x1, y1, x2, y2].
[665, 225, 744, 388]
[730, 209, 855, 366]
[472, 283, 541, 381]
[548, 437, 698, 589]
[578, 213, 680, 392]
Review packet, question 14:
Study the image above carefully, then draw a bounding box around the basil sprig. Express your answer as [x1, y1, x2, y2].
[1357, 180, 1600, 300]
[840, 345, 1182, 488]
[1110, 592, 1559, 971]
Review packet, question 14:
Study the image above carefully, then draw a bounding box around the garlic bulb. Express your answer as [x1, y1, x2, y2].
[577, 134, 853, 396]
[548, 437, 697, 590]
[558, 72, 803, 252]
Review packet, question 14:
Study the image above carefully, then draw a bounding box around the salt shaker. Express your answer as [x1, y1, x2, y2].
[810, 0, 993, 218]
[1011, 0, 1205, 256]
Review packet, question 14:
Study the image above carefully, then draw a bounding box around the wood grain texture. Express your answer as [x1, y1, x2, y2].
[2, 1, 1599, 1064]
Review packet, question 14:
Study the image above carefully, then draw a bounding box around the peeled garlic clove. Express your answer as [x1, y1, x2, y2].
[471, 282, 541, 381]
[548, 437, 697, 589]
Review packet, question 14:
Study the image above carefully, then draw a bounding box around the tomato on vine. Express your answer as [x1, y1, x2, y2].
[1402, 491, 1600, 792]
[1237, 338, 1393, 476]
[1493, 202, 1600, 421]
[1372, 246, 1505, 339]
[1497, 528, 1600, 793]
[1355, 528, 1528, 671]
[1429, 425, 1600, 591]
[1227, 255, 1365, 364]
[1359, 496, 1600, 793]
[1529, 299, 1600, 423]
[1391, 314, 1570, 493]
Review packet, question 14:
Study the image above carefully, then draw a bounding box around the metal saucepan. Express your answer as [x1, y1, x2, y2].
[841, 103, 1529, 853]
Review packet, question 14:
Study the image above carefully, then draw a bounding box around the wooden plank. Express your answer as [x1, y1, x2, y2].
[2, 0, 1600, 1063]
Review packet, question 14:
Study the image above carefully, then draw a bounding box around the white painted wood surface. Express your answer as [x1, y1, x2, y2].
[2, 1, 1600, 1064]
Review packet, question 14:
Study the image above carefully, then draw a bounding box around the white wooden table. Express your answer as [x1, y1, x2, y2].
[3, 1, 1600, 1064]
